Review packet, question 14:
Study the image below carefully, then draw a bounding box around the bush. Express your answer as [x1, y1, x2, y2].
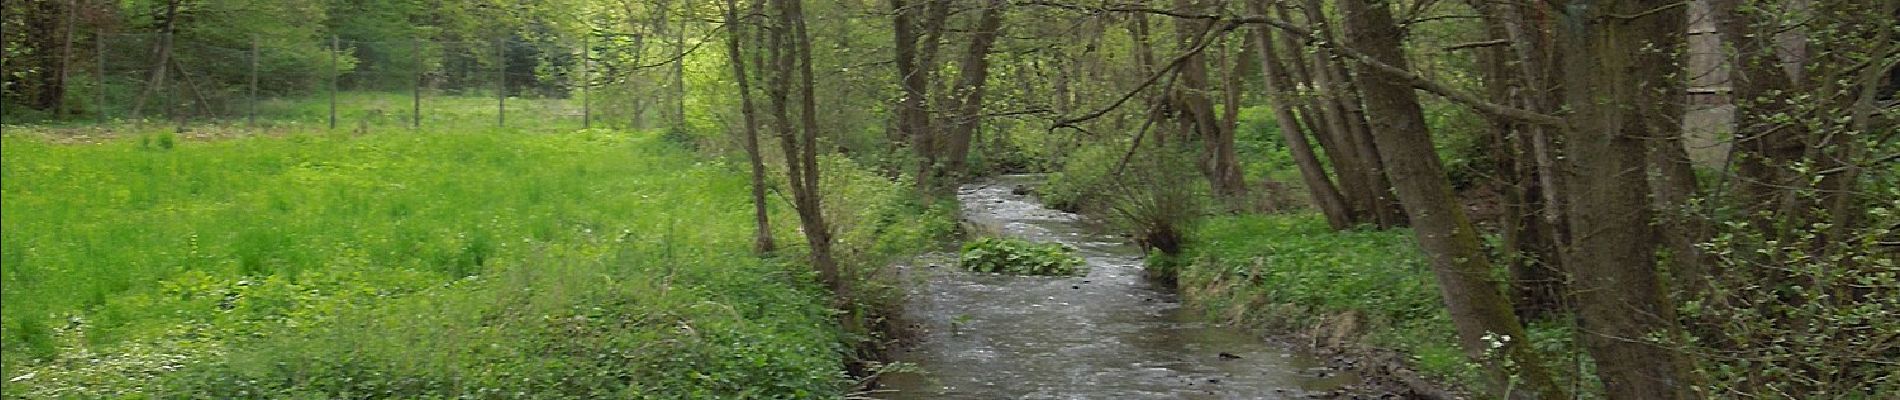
[958, 237, 1084, 276]
[1040, 141, 1122, 213]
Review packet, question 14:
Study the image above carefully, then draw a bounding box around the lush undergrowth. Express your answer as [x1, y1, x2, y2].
[1170, 214, 1573, 391]
[1, 126, 947, 398]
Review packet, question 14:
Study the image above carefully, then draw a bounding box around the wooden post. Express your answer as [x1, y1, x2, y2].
[249, 35, 258, 129]
[329, 35, 339, 129]
[95, 30, 106, 123]
[413, 38, 422, 130]
[57, 0, 78, 118]
[581, 35, 590, 129]
[497, 37, 506, 128]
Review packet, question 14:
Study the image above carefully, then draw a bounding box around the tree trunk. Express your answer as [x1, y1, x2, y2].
[131, 0, 181, 118]
[933, 0, 1007, 187]
[1246, 0, 1350, 229]
[1466, 0, 1566, 320]
[1336, 0, 1567, 398]
[1298, 0, 1403, 228]
[767, 0, 842, 295]
[1168, 0, 1246, 201]
[1709, 0, 1805, 217]
[724, 0, 776, 255]
[1555, 1, 1695, 398]
[910, 0, 952, 191]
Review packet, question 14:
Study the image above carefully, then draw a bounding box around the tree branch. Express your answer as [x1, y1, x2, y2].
[1022, 0, 1568, 127]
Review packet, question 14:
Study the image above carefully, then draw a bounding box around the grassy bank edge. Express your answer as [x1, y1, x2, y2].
[1158, 213, 1492, 395]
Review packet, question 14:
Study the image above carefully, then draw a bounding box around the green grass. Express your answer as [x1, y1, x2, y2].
[1, 125, 947, 397]
[1169, 213, 1486, 388]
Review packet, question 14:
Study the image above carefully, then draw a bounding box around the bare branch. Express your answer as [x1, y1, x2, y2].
[1021, 0, 1568, 126]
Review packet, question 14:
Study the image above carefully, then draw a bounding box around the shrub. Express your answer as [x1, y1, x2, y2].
[958, 237, 1083, 276]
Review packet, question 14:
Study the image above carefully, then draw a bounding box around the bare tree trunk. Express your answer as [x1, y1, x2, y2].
[909, 0, 951, 191]
[724, 0, 776, 254]
[1466, 0, 1566, 320]
[1246, 0, 1350, 229]
[767, 0, 842, 295]
[131, 0, 180, 118]
[1555, 1, 1695, 398]
[1168, 0, 1246, 201]
[934, 0, 1007, 187]
[1336, 0, 1568, 398]
[1298, 0, 1402, 228]
[1709, 0, 1805, 218]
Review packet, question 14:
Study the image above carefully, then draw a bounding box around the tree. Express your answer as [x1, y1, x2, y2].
[1553, 1, 1695, 398]
[1333, 0, 1567, 397]
[920, 0, 1007, 191]
[765, 0, 843, 295]
[723, 0, 775, 254]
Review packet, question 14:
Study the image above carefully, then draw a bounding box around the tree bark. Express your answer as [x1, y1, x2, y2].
[724, 0, 777, 255]
[933, 0, 1008, 187]
[1555, 1, 1695, 398]
[1246, 0, 1350, 229]
[1709, 0, 1805, 216]
[1466, 0, 1566, 320]
[1336, 0, 1567, 398]
[767, 0, 842, 295]
[1169, 0, 1246, 201]
[1299, 0, 1403, 228]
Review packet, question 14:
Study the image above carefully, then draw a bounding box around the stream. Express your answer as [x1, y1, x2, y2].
[877, 174, 1355, 399]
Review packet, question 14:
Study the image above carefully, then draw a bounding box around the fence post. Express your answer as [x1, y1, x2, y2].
[95, 31, 106, 123]
[496, 37, 506, 128]
[57, 0, 77, 118]
[413, 38, 422, 130]
[249, 34, 258, 130]
[329, 35, 339, 130]
[581, 35, 590, 129]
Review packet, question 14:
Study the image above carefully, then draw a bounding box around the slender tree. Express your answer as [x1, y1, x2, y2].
[1333, 0, 1567, 397]
[723, 0, 776, 254]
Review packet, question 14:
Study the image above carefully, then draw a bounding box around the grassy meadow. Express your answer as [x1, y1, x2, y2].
[0, 116, 951, 397]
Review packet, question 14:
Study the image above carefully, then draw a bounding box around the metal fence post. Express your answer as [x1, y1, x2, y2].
[497, 37, 506, 128]
[95, 31, 106, 124]
[413, 38, 422, 130]
[581, 35, 590, 129]
[329, 35, 339, 130]
[249, 34, 258, 129]
[57, 0, 77, 118]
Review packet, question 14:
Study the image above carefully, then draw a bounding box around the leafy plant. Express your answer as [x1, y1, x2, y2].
[958, 237, 1084, 276]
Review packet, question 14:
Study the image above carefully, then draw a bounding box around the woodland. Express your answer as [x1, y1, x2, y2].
[2, 0, 1896, 399]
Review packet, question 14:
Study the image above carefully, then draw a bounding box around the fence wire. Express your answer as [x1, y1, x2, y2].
[83, 34, 621, 132]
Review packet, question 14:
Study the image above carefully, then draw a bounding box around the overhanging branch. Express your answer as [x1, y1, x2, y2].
[1021, 0, 1568, 127]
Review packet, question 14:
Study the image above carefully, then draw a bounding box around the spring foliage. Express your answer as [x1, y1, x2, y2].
[958, 237, 1084, 276]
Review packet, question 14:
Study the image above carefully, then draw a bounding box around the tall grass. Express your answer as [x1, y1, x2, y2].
[1173, 214, 1483, 386]
[0, 126, 943, 397]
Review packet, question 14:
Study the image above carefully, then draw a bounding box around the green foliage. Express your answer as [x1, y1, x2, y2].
[1685, 184, 1900, 398]
[958, 237, 1083, 276]
[0, 127, 936, 398]
[1171, 213, 1486, 388]
[1040, 141, 1123, 213]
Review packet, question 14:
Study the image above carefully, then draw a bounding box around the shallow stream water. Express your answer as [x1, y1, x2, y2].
[877, 174, 1354, 399]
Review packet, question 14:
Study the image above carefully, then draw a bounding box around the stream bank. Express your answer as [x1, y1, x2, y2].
[874, 175, 1356, 399]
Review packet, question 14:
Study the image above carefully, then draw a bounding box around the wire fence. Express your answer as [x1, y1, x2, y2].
[73, 33, 647, 132]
